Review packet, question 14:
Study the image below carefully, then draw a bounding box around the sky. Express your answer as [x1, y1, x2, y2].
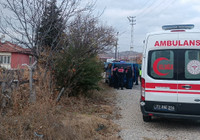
[1, 0, 200, 53]
[90, 0, 200, 52]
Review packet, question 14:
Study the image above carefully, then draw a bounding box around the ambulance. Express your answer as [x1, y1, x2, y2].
[140, 24, 200, 122]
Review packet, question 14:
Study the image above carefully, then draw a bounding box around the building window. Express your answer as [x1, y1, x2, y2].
[0, 56, 3, 64]
[7, 56, 10, 64]
[4, 56, 7, 64]
[0, 55, 11, 64]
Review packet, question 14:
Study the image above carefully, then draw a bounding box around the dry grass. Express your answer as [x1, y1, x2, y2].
[143, 136, 177, 140]
[0, 102, 78, 140]
[0, 68, 120, 140]
[58, 82, 121, 140]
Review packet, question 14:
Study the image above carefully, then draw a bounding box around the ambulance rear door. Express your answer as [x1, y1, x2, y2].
[144, 33, 178, 113]
[177, 32, 200, 115]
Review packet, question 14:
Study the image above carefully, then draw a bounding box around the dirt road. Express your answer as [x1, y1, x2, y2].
[114, 85, 200, 140]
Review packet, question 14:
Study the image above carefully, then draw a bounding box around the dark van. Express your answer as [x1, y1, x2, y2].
[105, 61, 138, 88]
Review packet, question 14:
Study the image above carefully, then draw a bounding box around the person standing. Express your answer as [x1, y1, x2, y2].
[139, 67, 142, 83]
[117, 67, 125, 90]
[135, 67, 139, 85]
[113, 67, 119, 89]
[125, 66, 133, 89]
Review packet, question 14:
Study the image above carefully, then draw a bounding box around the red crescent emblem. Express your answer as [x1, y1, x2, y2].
[153, 57, 169, 76]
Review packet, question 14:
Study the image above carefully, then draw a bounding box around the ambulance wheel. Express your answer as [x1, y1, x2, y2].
[143, 115, 151, 122]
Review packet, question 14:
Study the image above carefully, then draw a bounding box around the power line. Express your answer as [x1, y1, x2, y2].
[135, 0, 153, 16]
[137, 0, 177, 21]
[136, 0, 157, 17]
[155, 0, 177, 16]
[137, 0, 164, 20]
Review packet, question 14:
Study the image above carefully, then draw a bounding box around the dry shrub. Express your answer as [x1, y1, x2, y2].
[0, 101, 80, 140]
[0, 65, 120, 140]
[11, 84, 30, 115]
[8, 66, 55, 115]
[0, 66, 81, 140]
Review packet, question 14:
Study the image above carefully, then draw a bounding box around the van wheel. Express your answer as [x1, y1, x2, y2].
[105, 79, 108, 83]
[143, 115, 151, 122]
[108, 80, 112, 86]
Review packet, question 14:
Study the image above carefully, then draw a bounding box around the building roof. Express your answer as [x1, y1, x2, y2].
[0, 41, 31, 54]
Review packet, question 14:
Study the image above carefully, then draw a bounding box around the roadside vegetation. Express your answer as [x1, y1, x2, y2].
[0, 0, 120, 139]
[0, 71, 120, 139]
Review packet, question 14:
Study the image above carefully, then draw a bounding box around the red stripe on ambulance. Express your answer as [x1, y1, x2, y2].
[145, 90, 177, 94]
[145, 90, 200, 95]
[146, 83, 177, 89]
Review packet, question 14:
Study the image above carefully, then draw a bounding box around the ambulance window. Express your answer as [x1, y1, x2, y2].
[148, 50, 174, 79]
[188, 51, 198, 60]
[185, 50, 200, 79]
[156, 51, 171, 59]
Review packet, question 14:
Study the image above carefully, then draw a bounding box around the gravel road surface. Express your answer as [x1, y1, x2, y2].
[114, 84, 200, 140]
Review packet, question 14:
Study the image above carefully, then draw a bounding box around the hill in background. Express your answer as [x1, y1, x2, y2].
[99, 51, 142, 63]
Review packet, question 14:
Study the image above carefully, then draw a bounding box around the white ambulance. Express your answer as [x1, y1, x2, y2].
[140, 24, 200, 122]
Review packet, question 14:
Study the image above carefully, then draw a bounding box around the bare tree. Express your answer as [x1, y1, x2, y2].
[0, 0, 95, 101]
[0, 0, 94, 59]
[0, 0, 117, 101]
[67, 14, 117, 55]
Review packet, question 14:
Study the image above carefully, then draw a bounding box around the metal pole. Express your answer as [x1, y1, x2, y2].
[115, 45, 117, 60]
[131, 23, 133, 51]
[29, 69, 33, 95]
[127, 16, 136, 51]
[115, 32, 119, 60]
[22, 61, 37, 103]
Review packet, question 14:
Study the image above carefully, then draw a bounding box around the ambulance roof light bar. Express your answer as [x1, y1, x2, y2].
[162, 24, 194, 30]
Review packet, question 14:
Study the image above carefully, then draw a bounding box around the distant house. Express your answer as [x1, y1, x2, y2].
[0, 41, 34, 69]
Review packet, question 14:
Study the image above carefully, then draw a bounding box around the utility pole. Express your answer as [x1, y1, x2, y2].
[127, 16, 136, 51]
[115, 32, 119, 60]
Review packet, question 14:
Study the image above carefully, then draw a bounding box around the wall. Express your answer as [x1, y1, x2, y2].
[11, 53, 30, 69]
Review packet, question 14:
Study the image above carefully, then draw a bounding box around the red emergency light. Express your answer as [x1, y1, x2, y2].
[171, 30, 185, 32]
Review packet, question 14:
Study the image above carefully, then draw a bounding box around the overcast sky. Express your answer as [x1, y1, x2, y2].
[1, 0, 200, 53]
[90, 0, 200, 52]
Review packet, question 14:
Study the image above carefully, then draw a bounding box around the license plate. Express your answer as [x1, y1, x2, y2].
[153, 104, 175, 112]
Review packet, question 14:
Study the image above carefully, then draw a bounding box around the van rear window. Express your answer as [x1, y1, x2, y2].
[114, 64, 131, 68]
[148, 49, 200, 80]
[185, 50, 200, 79]
[148, 50, 174, 79]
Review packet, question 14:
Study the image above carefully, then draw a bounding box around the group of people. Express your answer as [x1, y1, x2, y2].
[112, 66, 140, 90]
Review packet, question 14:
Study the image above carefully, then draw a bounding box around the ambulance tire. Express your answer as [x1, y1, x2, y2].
[143, 115, 151, 122]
